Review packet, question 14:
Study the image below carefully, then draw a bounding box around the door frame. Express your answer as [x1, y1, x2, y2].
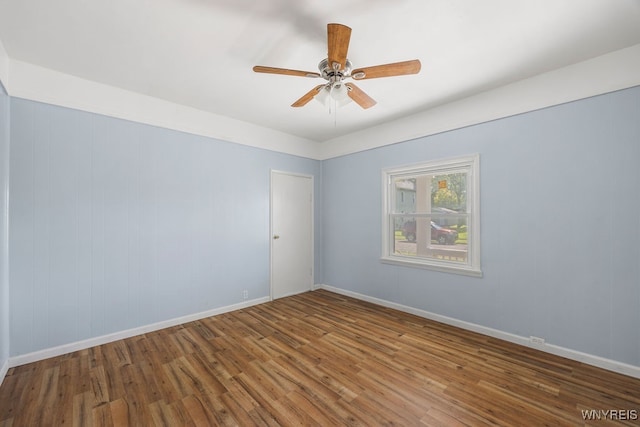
[269, 170, 314, 301]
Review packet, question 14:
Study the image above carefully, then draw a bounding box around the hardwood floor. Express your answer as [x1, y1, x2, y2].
[1, 289, 639, 426]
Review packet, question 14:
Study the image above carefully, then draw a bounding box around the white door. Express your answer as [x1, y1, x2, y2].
[270, 171, 313, 300]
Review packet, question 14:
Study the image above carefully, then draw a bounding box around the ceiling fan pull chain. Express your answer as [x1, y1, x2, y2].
[328, 83, 335, 115]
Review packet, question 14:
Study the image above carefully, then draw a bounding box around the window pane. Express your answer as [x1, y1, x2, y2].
[431, 172, 467, 213]
[392, 214, 469, 264]
[392, 178, 417, 213]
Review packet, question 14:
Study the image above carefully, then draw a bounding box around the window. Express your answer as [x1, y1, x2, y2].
[381, 154, 481, 277]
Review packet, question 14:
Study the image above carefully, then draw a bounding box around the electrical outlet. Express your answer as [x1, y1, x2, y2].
[529, 336, 545, 345]
[242, 290, 248, 300]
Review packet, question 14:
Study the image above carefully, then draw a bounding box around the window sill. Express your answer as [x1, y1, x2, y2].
[380, 256, 483, 278]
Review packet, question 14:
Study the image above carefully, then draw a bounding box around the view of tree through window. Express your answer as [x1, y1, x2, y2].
[392, 172, 469, 263]
[382, 155, 481, 276]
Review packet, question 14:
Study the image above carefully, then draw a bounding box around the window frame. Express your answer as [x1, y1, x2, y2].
[381, 154, 482, 277]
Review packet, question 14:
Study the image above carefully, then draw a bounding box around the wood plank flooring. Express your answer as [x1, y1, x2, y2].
[1, 289, 639, 426]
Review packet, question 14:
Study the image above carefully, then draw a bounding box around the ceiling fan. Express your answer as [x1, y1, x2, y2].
[253, 23, 421, 109]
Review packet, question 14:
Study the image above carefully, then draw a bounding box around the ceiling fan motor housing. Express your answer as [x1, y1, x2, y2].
[318, 58, 353, 82]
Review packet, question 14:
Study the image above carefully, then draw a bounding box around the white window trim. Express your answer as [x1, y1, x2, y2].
[381, 154, 482, 277]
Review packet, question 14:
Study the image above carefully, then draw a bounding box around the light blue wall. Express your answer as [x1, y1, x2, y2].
[0, 81, 9, 369]
[322, 86, 640, 367]
[8, 98, 322, 356]
[5, 84, 640, 370]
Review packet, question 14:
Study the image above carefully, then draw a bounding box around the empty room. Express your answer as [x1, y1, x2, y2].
[1, 1, 640, 425]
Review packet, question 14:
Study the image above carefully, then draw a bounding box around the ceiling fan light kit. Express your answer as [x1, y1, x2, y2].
[315, 83, 352, 109]
[253, 23, 421, 111]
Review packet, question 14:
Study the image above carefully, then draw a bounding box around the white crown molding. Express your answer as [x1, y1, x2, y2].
[318, 285, 640, 379]
[7, 60, 321, 160]
[319, 43, 640, 160]
[0, 39, 8, 90]
[2, 44, 640, 161]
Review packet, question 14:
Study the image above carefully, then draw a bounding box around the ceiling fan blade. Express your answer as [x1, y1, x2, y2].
[253, 66, 321, 78]
[327, 23, 352, 71]
[351, 59, 421, 80]
[345, 83, 376, 109]
[292, 85, 326, 107]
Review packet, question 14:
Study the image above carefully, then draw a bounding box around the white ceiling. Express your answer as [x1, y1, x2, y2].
[1, 0, 640, 149]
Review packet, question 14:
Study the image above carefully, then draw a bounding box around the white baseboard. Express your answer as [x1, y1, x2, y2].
[8, 296, 270, 369]
[317, 284, 640, 379]
[6, 287, 639, 382]
[0, 358, 8, 387]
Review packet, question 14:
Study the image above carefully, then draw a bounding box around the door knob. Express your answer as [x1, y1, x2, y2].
[273, 235, 280, 240]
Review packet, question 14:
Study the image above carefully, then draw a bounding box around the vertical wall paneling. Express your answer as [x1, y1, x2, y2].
[0, 80, 9, 375]
[321, 86, 640, 368]
[8, 98, 321, 356]
[7, 84, 638, 374]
